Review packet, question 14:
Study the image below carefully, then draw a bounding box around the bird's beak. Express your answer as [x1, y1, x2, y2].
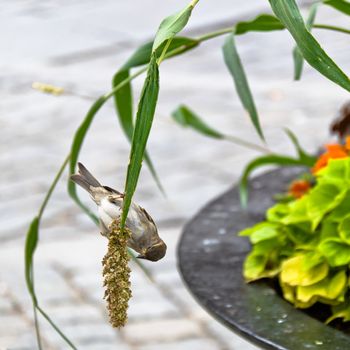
[137, 254, 147, 259]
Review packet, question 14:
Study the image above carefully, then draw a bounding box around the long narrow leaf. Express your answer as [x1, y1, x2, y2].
[236, 14, 285, 35]
[240, 154, 311, 207]
[172, 105, 224, 139]
[121, 56, 160, 228]
[172, 104, 270, 153]
[112, 38, 198, 195]
[25, 217, 39, 302]
[269, 0, 350, 92]
[223, 32, 264, 141]
[68, 97, 105, 224]
[284, 128, 317, 165]
[324, 0, 350, 15]
[293, 3, 319, 80]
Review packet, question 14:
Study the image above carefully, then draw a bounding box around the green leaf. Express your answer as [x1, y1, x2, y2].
[223, 32, 264, 140]
[243, 252, 268, 281]
[307, 183, 346, 230]
[239, 154, 309, 207]
[328, 191, 350, 222]
[284, 128, 317, 166]
[113, 37, 198, 195]
[172, 105, 224, 139]
[339, 214, 350, 243]
[282, 197, 310, 225]
[317, 158, 350, 183]
[292, 3, 319, 80]
[25, 217, 39, 303]
[327, 300, 350, 324]
[324, 0, 350, 15]
[121, 56, 160, 228]
[68, 96, 106, 224]
[297, 270, 347, 305]
[235, 14, 285, 35]
[280, 254, 329, 286]
[269, 0, 350, 92]
[152, 4, 195, 52]
[267, 203, 290, 222]
[319, 238, 350, 266]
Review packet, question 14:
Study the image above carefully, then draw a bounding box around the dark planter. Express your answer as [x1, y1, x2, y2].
[177, 167, 350, 350]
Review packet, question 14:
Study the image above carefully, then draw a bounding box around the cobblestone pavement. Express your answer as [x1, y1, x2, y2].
[1, 1, 350, 349]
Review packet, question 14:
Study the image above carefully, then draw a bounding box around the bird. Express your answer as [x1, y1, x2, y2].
[70, 162, 167, 262]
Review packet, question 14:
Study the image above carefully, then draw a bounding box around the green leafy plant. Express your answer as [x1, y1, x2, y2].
[26, 0, 350, 348]
[241, 157, 350, 322]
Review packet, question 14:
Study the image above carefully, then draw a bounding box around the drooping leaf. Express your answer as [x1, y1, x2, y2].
[269, 0, 350, 92]
[223, 32, 264, 140]
[68, 96, 106, 224]
[324, 0, 350, 15]
[296, 270, 346, 305]
[171, 105, 224, 139]
[25, 217, 39, 303]
[327, 300, 350, 324]
[293, 3, 319, 80]
[284, 128, 317, 166]
[280, 254, 329, 286]
[319, 238, 350, 266]
[121, 56, 160, 228]
[235, 14, 285, 35]
[243, 252, 268, 281]
[240, 154, 310, 207]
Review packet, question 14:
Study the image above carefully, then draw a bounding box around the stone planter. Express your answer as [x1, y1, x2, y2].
[177, 167, 350, 350]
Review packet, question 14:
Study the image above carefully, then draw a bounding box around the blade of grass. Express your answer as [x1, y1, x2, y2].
[171, 104, 269, 153]
[284, 128, 317, 165]
[120, 0, 200, 229]
[25, 156, 76, 349]
[269, 0, 350, 92]
[240, 154, 311, 207]
[121, 56, 160, 229]
[324, 0, 350, 15]
[293, 3, 319, 80]
[112, 37, 198, 195]
[223, 32, 265, 141]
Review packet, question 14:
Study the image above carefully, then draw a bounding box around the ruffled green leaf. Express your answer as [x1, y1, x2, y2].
[280, 254, 329, 287]
[338, 213, 350, 243]
[319, 238, 350, 266]
[297, 271, 347, 306]
[307, 183, 346, 230]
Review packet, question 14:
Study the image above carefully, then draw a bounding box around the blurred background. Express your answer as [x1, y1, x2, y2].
[1, 0, 349, 349]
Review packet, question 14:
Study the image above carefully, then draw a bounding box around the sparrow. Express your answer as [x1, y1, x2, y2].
[70, 162, 167, 262]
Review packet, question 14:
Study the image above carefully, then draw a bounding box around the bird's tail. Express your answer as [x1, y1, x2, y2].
[70, 162, 101, 194]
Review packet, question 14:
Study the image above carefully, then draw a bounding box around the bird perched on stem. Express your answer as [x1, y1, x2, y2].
[70, 162, 167, 261]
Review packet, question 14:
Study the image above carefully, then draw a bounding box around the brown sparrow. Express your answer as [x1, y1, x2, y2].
[71, 163, 166, 262]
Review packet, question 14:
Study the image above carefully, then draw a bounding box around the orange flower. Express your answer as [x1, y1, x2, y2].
[312, 139, 350, 174]
[288, 180, 311, 199]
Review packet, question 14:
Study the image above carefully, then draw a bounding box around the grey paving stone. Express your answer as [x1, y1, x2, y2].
[122, 318, 203, 345]
[137, 338, 222, 350]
